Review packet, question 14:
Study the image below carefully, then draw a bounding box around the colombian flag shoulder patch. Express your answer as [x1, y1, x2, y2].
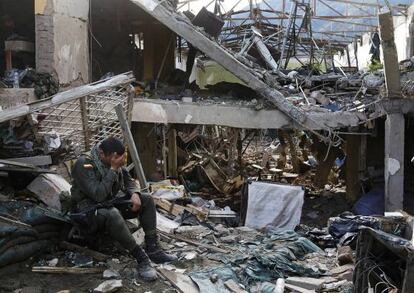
[83, 164, 94, 169]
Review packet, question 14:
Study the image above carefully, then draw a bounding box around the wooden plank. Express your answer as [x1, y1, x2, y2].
[0, 166, 56, 174]
[159, 231, 229, 254]
[59, 241, 110, 262]
[157, 268, 199, 293]
[0, 72, 134, 124]
[79, 97, 90, 150]
[167, 128, 178, 178]
[154, 197, 185, 216]
[32, 266, 104, 274]
[115, 104, 148, 190]
[6, 155, 52, 166]
[0, 215, 32, 228]
[154, 198, 209, 220]
[5, 50, 12, 71]
[0, 159, 36, 169]
[5, 40, 35, 52]
[346, 134, 361, 201]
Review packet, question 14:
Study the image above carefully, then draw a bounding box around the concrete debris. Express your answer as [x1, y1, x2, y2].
[285, 276, 337, 290]
[181, 251, 197, 260]
[93, 280, 123, 293]
[47, 258, 59, 267]
[103, 269, 121, 279]
[224, 279, 248, 293]
[26, 174, 71, 211]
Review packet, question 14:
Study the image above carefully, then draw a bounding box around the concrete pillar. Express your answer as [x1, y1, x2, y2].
[35, 0, 90, 86]
[384, 113, 405, 211]
[378, 11, 401, 99]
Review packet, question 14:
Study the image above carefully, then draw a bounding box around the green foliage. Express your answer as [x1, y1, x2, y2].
[369, 59, 383, 72]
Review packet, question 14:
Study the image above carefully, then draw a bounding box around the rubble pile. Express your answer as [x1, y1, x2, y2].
[2, 68, 59, 99]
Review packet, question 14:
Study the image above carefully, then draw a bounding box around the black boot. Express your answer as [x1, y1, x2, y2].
[145, 235, 178, 264]
[131, 245, 157, 281]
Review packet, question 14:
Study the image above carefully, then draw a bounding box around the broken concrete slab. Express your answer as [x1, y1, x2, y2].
[157, 268, 199, 293]
[284, 283, 315, 293]
[285, 276, 337, 290]
[132, 99, 361, 130]
[156, 212, 180, 234]
[330, 264, 354, 275]
[0, 88, 36, 110]
[27, 174, 71, 211]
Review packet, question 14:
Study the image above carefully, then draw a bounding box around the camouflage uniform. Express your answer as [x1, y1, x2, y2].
[70, 154, 156, 251]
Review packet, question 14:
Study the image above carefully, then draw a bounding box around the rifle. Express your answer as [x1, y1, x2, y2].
[70, 192, 148, 226]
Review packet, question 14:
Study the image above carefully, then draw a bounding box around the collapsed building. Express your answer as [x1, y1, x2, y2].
[1, 0, 414, 292]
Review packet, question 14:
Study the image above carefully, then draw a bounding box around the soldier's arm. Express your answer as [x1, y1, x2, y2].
[72, 157, 117, 202]
[122, 168, 140, 196]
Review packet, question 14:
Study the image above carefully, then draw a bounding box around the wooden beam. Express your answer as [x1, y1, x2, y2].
[5, 155, 52, 166]
[346, 134, 361, 202]
[158, 231, 229, 253]
[313, 17, 378, 27]
[115, 104, 148, 190]
[167, 127, 178, 178]
[32, 266, 104, 274]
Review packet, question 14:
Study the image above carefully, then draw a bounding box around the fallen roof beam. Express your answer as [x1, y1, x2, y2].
[226, 15, 378, 20]
[323, 0, 407, 11]
[129, 0, 341, 140]
[0, 72, 135, 124]
[313, 17, 378, 27]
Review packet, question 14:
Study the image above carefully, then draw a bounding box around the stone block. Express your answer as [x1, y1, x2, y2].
[0, 88, 36, 110]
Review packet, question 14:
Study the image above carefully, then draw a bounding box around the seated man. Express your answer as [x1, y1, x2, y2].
[70, 137, 176, 281]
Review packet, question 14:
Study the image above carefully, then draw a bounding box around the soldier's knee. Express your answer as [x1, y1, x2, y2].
[139, 193, 155, 208]
[107, 207, 124, 223]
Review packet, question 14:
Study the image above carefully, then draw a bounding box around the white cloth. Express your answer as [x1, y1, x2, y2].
[244, 181, 304, 230]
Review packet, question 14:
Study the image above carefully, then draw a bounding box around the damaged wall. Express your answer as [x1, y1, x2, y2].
[334, 3, 414, 70]
[35, 0, 90, 86]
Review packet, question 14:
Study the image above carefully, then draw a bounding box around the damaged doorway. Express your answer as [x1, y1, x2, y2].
[90, 0, 175, 82]
[0, 0, 35, 75]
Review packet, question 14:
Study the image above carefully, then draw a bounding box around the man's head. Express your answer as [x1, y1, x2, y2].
[98, 137, 125, 166]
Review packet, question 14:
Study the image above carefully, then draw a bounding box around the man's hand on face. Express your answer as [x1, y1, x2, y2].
[130, 193, 141, 212]
[110, 153, 125, 171]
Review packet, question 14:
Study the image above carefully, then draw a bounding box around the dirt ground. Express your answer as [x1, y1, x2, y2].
[0, 193, 351, 293]
[0, 264, 172, 293]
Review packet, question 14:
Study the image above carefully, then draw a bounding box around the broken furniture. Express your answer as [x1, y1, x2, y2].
[354, 227, 414, 292]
